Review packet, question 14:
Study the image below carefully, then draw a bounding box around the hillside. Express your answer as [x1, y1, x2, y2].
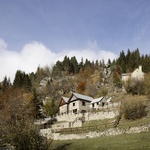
[0, 49, 150, 150]
[0, 49, 150, 118]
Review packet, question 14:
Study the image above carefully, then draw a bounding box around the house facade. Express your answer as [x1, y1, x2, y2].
[59, 96, 69, 114]
[90, 96, 105, 109]
[68, 93, 92, 114]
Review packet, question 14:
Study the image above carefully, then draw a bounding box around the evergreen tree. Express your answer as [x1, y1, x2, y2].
[84, 59, 91, 68]
[107, 59, 111, 66]
[117, 50, 126, 73]
[63, 56, 71, 74]
[79, 57, 84, 71]
[130, 49, 140, 70]
[134, 48, 140, 67]
[126, 49, 132, 72]
[13, 70, 32, 90]
[0, 76, 11, 92]
[70, 56, 79, 73]
[13, 70, 23, 88]
[95, 60, 99, 70]
[142, 54, 150, 73]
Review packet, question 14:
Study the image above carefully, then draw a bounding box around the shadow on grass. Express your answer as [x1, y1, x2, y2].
[54, 143, 72, 150]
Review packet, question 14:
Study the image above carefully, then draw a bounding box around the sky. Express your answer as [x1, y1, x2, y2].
[0, 0, 150, 82]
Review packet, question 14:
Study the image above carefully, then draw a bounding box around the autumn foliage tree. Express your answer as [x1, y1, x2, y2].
[77, 81, 86, 94]
[0, 88, 51, 149]
[112, 65, 122, 88]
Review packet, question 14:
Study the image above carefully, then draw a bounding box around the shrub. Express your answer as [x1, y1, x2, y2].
[124, 78, 145, 95]
[120, 96, 147, 120]
[97, 87, 108, 97]
[144, 73, 150, 96]
[10, 124, 52, 150]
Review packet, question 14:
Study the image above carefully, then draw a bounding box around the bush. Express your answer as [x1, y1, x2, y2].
[124, 79, 145, 95]
[10, 124, 52, 150]
[97, 87, 108, 97]
[120, 96, 147, 120]
[144, 73, 150, 96]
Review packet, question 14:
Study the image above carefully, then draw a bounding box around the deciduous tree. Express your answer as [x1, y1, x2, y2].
[0, 88, 51, 149]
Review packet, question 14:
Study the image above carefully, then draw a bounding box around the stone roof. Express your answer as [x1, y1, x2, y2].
[91, 96, 104, 104]
[72, 92, 93, 102]
[62, 96, 69, 103]
[106, 97, 112, 102]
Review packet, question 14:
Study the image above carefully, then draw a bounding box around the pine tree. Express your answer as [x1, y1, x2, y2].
[0, 76, 11, 91]
[117, 50, 126, 73]
[63, 56, 71, 74]
[13, 70, 23, 88]
[13, 70, 32, 90]
[126, 49, 132, 72]
[70, 56, 79, 73]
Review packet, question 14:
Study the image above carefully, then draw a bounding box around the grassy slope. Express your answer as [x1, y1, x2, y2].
[51, 131, 150, 150]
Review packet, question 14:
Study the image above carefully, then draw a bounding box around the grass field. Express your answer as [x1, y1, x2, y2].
[51, 131, 150, 150]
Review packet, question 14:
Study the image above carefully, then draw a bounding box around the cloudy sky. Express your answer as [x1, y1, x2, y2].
[0, 0, 150, 82]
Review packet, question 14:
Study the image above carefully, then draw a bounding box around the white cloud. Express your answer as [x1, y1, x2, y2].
[0, 39, 117, 82]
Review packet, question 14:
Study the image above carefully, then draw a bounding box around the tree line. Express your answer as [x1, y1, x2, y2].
[1, 48, 149, 92]
[0, 49, 150, 117]
[115, 49, 150, 73]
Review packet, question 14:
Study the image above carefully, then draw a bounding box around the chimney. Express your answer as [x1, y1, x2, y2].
[139, 65, 142, 72]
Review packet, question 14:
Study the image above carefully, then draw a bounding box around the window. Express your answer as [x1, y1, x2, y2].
[73, 103, 75, 106]
[97, 102, 99, 105]
[82, 101, 86, 106]
[81, 110, 86, 113]
[92, 103, 95, 107]
[102, 102, 105, 107]
[73, 109, 77, 114]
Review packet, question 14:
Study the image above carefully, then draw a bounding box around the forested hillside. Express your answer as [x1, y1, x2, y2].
[0, 49, 150, 118]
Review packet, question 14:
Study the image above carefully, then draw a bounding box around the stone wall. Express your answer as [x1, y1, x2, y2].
[56, 102, 119, 122]
[40, 124, 150, 140]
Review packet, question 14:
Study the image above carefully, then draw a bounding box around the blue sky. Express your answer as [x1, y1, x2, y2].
[0, 0, 150, 81]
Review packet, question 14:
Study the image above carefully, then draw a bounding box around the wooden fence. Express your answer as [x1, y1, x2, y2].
[52, 120, 150, 135]
[52, 122, 114, 134]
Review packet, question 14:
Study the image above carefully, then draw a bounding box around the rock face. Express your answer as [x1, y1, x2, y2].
[40, 124, 150, 140]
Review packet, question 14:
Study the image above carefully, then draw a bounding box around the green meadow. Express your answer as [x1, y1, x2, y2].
[51, 131, 150, 150]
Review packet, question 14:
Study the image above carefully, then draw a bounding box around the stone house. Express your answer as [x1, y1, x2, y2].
[122, 65, 145, 82]
[59, 92, 110, 115]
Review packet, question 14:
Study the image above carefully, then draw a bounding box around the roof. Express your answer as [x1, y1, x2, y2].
[71, 92, 93, 102]
[62, 96, 69, 103]
[106, 97, 112, 102]
[91, 96, 104, 104]
[122, 73, 131, 76]
[59, 96, 69, 107]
